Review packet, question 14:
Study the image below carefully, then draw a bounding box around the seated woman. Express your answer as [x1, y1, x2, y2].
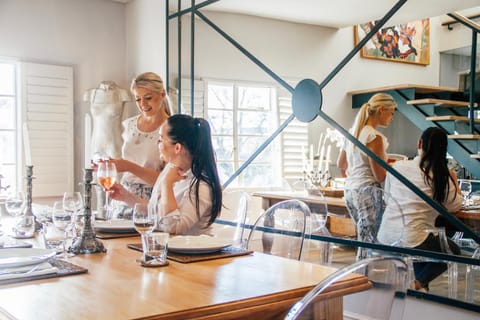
[109, 114, 223, 235]
[377, 127, 462, 292]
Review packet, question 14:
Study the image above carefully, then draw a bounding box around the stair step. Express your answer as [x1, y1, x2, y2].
[471, 154, 480, 159]
[407, 99, 477, 107]
[448, 134, 480, 139]
[426, 115, 480, 123]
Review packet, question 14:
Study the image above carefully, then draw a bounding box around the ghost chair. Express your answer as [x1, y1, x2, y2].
[246, 199, 312, 260]
[285, 256, 408, 320]
[214, 190, 249, 248]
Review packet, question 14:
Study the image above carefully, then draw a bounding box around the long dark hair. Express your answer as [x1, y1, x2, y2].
[419, 127, 456, 203]
[166, 114, 222, 225]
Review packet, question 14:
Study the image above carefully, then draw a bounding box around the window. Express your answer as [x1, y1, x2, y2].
[0, 61, 18, 193]
[206, 80, 286, 188]
[0, 60, 74, 197]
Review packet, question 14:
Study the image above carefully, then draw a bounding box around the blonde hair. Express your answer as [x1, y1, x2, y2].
[351, 93, 396, 139]
[130, 72, 173, 116]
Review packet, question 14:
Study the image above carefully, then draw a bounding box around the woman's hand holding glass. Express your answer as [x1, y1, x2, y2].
[97, 161, 117, 219]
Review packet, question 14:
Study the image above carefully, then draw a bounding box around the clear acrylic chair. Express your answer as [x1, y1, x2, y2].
[246, 199, 312, 260]
[465, 245, 480, 302]
[285, 256, 408, 320]
[215, 190, 249, 248]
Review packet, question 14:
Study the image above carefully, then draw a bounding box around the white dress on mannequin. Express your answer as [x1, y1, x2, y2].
[83, 81, 132, 159]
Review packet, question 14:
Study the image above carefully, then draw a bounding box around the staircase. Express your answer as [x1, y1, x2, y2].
[350, 84, 480, 178]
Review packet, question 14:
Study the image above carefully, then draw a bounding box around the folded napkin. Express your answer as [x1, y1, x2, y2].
[0, 262, 58, 281]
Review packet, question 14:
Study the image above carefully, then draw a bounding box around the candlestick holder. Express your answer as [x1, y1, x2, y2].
[304, 169, 331, 188]
[70, 168, 106, 254]
[22, 165, 42, 232]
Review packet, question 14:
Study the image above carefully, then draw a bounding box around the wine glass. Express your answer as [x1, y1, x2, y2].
[133, 203, 155, 262]
[63, 192, 83, 239]
[5, 191, 26, 217]
[52, 201, 73, 258]
[459, 180, 472, 206]
[97, 161, 117, 219]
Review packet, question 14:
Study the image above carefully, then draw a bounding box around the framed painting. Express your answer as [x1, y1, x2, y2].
[354, 19, 430, 65]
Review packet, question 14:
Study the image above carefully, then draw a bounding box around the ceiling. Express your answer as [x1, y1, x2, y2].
[170, 0, 479, 29]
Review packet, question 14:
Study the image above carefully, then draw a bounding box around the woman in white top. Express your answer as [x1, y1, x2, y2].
[337, 93, 397, 259]
[109, 72, 172, 219]
[378, 127, 462, 292]
[109, 114, 223, 235]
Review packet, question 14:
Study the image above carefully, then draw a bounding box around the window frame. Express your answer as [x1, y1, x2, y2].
[204, 78, 282, 188]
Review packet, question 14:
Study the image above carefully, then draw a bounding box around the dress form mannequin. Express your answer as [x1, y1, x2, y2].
[83, 81, 132, 159]
[83, 81, 131, 218]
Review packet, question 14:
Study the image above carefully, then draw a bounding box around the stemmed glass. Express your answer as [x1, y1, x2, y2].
[5, 191, 26, 237]
[97, 161, 117, 219]
[459, 180, 472, 206]
[52, 201, 73, 258]
[63, 192, 83, 239]
[133, 203, 156, 262]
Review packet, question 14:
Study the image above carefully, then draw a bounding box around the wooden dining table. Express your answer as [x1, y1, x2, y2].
[0, 236, 370, 320]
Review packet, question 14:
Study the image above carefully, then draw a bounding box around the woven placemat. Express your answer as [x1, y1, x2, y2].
[127, 243, 253, 263]
[0, 259, 88, 286]
[96, 231, 139, 239]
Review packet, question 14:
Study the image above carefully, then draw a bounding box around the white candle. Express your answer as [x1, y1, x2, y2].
[318, 144, 325, 173]
[84, 113, 92, 168]
[309, 144, 314, 172]
[22, 122, 32, 166]
[316, 133, 324, 158]
[324, 145, 332, 174]
[301, 145, 306, 172]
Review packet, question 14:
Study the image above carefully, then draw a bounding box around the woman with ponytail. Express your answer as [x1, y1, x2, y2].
[377, 127, 462, 292]
[110, 114, 222, 235]
[337, 93, 397, 259]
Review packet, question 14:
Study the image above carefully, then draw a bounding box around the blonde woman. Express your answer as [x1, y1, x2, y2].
[108, 72, 172, 219]
[337, 93, 397, 259]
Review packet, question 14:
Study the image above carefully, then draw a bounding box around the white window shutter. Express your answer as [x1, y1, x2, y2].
[278, 86, 308, 183]
[179, 78, 204, 117]
[21, 62, 74, 197]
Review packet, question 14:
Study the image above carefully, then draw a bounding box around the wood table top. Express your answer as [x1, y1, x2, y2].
[0, 236, 369, 320]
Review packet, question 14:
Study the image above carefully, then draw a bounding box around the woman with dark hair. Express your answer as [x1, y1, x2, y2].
[110, 114, 222, 235]
[377, 127, 462, 292]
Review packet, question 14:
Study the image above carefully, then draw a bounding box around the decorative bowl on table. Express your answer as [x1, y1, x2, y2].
[307, 187, 344, 198]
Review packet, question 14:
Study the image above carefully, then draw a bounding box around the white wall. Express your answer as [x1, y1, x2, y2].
[168, 11, 449, 160]
[125, 0, 167, 84]
[0, 0, 128, 189]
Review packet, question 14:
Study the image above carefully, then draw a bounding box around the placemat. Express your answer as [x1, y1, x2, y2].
[0, 259, 88, 286]
[96, 232, 140, 239]
[127, 243, 253, 263]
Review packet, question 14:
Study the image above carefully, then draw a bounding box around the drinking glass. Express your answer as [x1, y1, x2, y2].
[63, 192, 83, 240]
[459, 180, 472, 206]
[52, 201, 73, 257]
[5, 191, 26, 217]
[133, 203, 155, 262]
[97, 161, 117, 219]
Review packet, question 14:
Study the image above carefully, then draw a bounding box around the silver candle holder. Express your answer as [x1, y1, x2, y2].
[70, 168, 106, 254]
[23, 165, 42, 231]
[303, 169, 331, 188]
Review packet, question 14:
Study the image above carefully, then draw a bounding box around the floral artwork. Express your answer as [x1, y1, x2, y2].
[354, 19, 430, 65]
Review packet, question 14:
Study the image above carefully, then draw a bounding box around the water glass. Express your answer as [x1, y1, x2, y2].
[5, 192, 26, 217]
[12, 215, 35, 238]
[143, 232, 169, 267]
[42, 222, 65, 253]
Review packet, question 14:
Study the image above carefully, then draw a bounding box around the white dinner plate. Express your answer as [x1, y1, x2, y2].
[0, 248, 56, 269]
[94, 220, 136, 233]
[168, 235, 232, 254]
